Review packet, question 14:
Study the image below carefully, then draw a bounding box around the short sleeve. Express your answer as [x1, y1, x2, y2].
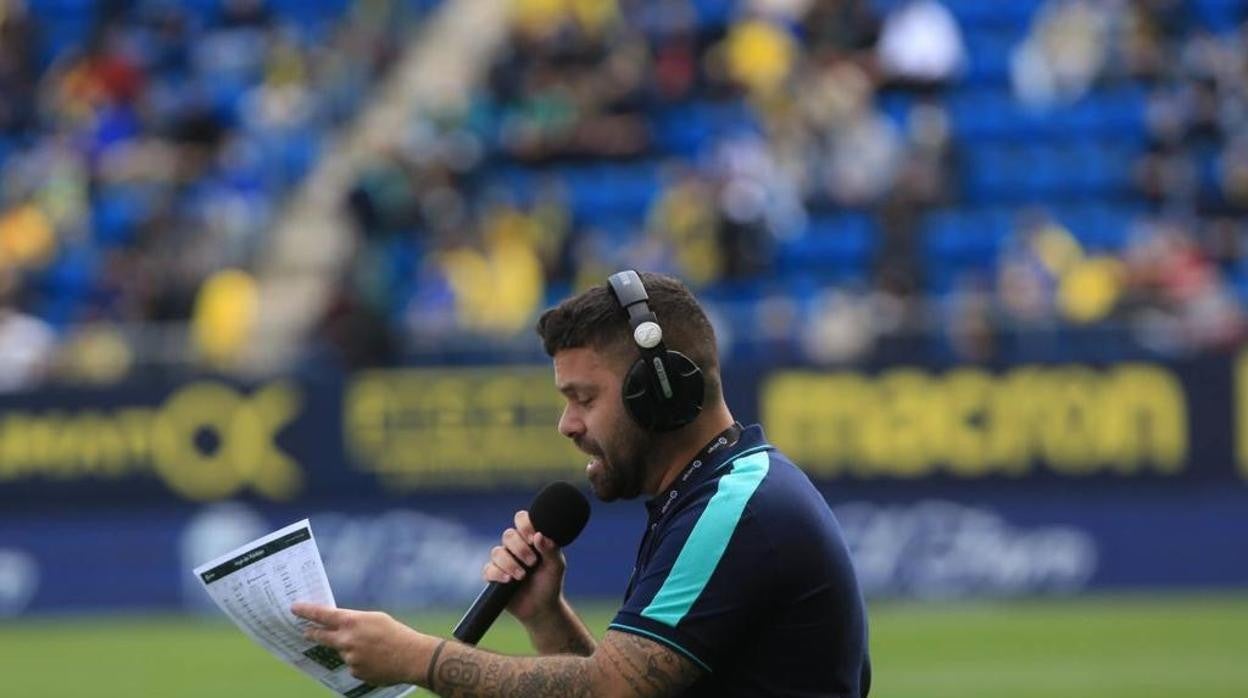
[609, 453, 775, 672]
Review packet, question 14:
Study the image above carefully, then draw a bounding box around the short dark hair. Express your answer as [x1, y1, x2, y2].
[536, 272, 722, 402]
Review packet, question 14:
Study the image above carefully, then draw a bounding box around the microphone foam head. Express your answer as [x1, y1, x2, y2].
[529, 481, 591, 547]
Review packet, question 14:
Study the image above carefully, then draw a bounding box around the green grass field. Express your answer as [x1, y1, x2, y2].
[3, 594, 1245, 697]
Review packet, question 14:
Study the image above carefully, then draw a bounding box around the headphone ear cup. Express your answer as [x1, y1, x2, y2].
[621, 358, 662, 431]
[621, 351, 705, 432]
[658, 350, 704, 430]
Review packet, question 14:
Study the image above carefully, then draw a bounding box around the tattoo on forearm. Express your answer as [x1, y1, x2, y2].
[432, 644, 593, 698]
[436, 657, 481, 690]
[506, 660, 593, 697]
[427, 632, 700, 697]
[602, 631, 702, 696]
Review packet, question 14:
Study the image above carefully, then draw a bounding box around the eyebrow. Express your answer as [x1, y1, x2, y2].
[557, 382, 598, 397]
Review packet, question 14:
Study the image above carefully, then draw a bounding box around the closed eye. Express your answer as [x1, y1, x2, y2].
[560, 384, 598, 408]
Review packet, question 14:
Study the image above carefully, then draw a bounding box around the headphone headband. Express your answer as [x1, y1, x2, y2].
[607, 270, 651, 320]
[608, 270, 666, 352]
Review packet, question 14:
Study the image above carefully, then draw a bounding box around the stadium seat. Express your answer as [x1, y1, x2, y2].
[562, 162, 663, 226]
[1192, 0, 1246, 31]
[775, 213, 878, 285]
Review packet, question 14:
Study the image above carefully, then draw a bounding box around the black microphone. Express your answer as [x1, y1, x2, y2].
[453, 481, 591, 645]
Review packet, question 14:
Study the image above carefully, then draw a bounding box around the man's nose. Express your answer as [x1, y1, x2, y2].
[558, 406, 584, 440]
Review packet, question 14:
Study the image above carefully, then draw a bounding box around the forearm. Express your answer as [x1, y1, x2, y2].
[424, 639, 599, 697]
[523, 597, 597, 656]
[292, 605, 700, 698]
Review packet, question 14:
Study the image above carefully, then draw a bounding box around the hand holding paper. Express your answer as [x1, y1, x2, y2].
[292, 602, 437, 688]
[193, 519, 415, 698]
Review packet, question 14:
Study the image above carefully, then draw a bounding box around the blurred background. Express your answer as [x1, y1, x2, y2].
[1, 0, 1247, 695]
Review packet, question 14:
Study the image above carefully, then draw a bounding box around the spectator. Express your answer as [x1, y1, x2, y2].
[877, 0, 966, 91]
[800, 288, 874, 364]
[0, 200, 56, 270]
[1123, 220, 1245, 352]
[809, 63, 903, 206]
[1110, 0, 1170, 82]
[438, 210, 546, 336]
[0, 267, 56, 392]
[719, 16, 799, 98]
[646, 169, 722, 287]
[1012, 0, 1111, 107]
[1220, 134, 1248, 211]
[0, 0, 38, 135]
[801, 0, 880, 67]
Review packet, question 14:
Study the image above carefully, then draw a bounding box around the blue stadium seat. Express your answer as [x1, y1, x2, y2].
[930, 0, 1042, 30]
[690, 0, 734, 31]
[700, 277, 765, 305]
[1192, 0, 1246, 31]
[33, 243, 99, 327]
[1047, 205, 1107, 251]
[950, 86, 1148, 144]
[921, 206, 1011, 293]
[93, 186, 153, 248]
[172, 0, 223, 22]
[35, 14, 95, 66]
[774, 213, 877, 285]
[263, 127, 323, 188]
[962, 29, 1018, 85]
[651, 101, 756, 157]
[877, 90, 915, 130]
[26, 0, 96, 22]
[269, 0, 350, 33]
[962, 144, 1032, 202]
[562, 162, 662, 226]
[0, 136, 14, 171]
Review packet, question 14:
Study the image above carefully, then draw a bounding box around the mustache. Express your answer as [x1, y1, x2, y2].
[574, 438, 602, 457]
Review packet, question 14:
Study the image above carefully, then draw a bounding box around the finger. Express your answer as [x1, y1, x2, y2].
[502, 528, 539, 567]
[483, 561, 511, 584]
[515, 510, 537, 540]
[489, 545, 526, 581]
[303, 625, 338, 648]
[291, 602, 344, 628]
[533, 532, 560, 555]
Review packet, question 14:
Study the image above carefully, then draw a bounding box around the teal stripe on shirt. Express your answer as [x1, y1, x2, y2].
[641, 450, 771, 627]
[714, 444, 771, 471]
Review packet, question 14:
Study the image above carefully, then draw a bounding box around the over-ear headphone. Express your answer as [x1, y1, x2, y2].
[607, 270, 705, 432]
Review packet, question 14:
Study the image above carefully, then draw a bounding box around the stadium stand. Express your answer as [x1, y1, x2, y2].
[330, 0, 1246, 367]
[0, 0, 440, 382]
[2, 0, 1247, 383]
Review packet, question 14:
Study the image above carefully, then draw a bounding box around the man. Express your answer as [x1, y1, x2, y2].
[293, 271, 871, 696]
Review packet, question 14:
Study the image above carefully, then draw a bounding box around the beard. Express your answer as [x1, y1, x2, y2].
[580, 417, 656, 502]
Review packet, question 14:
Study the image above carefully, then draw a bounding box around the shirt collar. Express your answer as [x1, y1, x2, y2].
[645, 423, 771, 516]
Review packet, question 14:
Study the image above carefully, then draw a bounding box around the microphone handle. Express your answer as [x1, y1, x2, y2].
[452, 544, 541, 645]
[453, 580, 518, 645]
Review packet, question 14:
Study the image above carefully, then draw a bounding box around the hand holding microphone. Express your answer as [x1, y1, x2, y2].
[454, 482, 590, 645]
[483, 510, 565, 624]
[292, 482, 591, 686]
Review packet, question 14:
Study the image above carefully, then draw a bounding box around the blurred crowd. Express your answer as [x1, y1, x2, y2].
[0, 0, 430, 387]
[976, 0, 1248, 361]
[331, 0, 964, 366]
[2, 0, 1248, 387]
[329, 0, 1248, 370]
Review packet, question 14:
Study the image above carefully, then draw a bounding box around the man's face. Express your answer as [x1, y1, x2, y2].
[553, 347, 655, 501]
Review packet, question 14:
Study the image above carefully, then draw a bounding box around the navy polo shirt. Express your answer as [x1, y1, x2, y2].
[609, 425, 871, 697]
